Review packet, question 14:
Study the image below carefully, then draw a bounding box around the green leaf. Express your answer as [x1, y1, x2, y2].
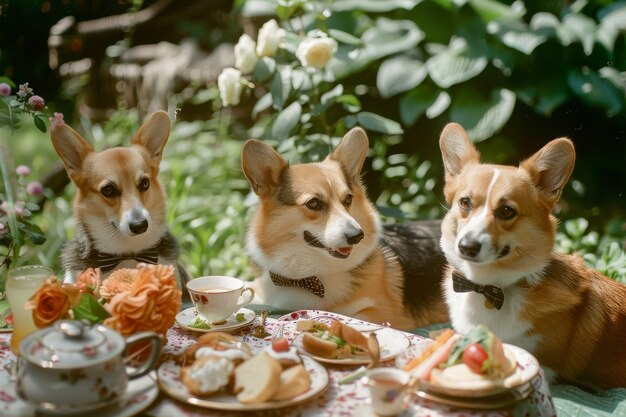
[189, 316, 211, 329]
[399, 86, 439, 126]
[270, 66, 292, 110]
[489, 21, 547, 55]
[336, 94, 361, 112]
[252, 93, 273, 119]
[377, 56, 427, 99]
[0, 77, 16, 87]
[328, 29, 363, 46]
[271, 101, 302, 139]
[516, 74, 570, 116]
[558, 13, 596, 56]
[362, 19, 425, 62]
[34, 115, 47, 133]
[468, 0, 525, 23]
[330, 0, 423, 12]
[291, 69, 312, 90]
[426, 91, 451, 119]
[347, 112, 403, 135]
[253, 57, 276, 83]
[567, 68, 624, 116]
[449, 88, 516, 142]
[597, 3, 626, 51]
[426, 38, 488, 88]
[72, 293, 111, 324]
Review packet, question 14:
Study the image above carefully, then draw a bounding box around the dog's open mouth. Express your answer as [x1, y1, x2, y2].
[303, 231, 353, 259]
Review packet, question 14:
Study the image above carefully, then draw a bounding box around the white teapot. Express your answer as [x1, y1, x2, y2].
[16, 320, 161, 414]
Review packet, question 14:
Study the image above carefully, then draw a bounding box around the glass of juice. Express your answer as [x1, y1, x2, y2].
[5, 265, 53, 355]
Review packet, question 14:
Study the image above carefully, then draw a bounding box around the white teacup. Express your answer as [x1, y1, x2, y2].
[186, 276, 255, 323]
[363, 367, 411, 416]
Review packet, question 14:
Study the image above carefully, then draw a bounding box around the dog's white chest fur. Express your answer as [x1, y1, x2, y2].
[443, 278, 539, 352]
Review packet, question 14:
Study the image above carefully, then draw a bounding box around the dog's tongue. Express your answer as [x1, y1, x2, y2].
[335, 247, 352, 256]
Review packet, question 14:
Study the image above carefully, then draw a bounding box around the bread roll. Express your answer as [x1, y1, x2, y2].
[272, 364, 311, 401]
[302, 332, 338, 358]
[180, 355, 234, 396]
[234, 352, 282, 403]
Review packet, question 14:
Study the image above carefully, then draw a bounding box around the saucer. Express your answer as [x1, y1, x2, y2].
[175, 307, 256, 333]
[2, 373, 158, 417]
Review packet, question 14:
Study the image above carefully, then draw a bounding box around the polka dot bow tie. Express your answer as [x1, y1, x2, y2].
[452, 270, 504, 310]
[269, 272, 325, 298]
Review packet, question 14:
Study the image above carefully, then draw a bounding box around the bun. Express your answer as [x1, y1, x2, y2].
[180, 355, 234, 396]
[302, 332, 338, 358]
[234, 351, 282, 403]
[272, 364, 311, 401]
[330, 320, 368, 351]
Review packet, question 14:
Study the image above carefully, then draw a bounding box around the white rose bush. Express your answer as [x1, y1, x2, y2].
[215, 10, 407, 166]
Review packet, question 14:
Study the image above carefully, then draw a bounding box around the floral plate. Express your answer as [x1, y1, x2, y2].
[291, 323, 411, 365]
[157, 355, 330, 411]
[415, 344, 540, 401]
[175, 307, 256, 333]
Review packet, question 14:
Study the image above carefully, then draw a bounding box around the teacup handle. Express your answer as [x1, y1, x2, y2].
[237, 287, 255, 308]
[123, 332, 162, 380]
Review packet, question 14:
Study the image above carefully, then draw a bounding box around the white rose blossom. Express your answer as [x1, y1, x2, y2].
[295, 34, 338, 70]
[256, 19, 285, 57]
[234, 34, 258, 74]
[217, 68, 242, 106]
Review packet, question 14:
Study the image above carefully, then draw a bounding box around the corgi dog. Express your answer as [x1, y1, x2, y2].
[50, 111, 182, 283]
[241, 128, 448, 330]
[439, 123, 626, 389]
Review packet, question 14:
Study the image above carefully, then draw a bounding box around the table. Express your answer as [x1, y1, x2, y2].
[0, 310, 556, 417]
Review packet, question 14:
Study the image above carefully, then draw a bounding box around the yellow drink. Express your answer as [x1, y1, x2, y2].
[5, 265, 53, 355]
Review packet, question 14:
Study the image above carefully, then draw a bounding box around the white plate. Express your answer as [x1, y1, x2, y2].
[175, 307, 256, 333]
[416, 344, 540, 399]
[157, 356, 329, 411]
[292, 323, 411, 365]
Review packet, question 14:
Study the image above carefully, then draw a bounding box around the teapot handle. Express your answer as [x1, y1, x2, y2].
[123, 332, 162, 380]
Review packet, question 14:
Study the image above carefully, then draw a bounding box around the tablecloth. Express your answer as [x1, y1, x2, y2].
[0, 309, 556, 417]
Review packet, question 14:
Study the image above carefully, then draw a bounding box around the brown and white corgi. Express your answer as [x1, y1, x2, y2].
[51, 111, 182, 284]
[241, 128, 448, 330]
[439, 123, 626, 389]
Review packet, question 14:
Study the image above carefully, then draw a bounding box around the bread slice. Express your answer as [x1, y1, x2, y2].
[272, 364, 311, 401]
[234, 351, 281, 403]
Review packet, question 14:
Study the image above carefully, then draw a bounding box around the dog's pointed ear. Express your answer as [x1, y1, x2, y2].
[330, 127, 369, 180]
[520, 138, 575, 207]
[439, 123, 480, 181]
[132, 110, 171, 164]
[50, 123, 94, 184]
[241, 139, 288, 197]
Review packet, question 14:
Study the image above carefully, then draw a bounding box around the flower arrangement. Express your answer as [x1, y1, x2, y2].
[25, 263, 181, 338]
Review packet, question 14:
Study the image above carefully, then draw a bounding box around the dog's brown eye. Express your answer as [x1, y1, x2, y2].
[495, 205, 517, 220]
[459, 197, 471, 210]
[139, 177, 150, 191]
[344, 194, 353, 206]
[100, 184, 118, 198]
[306, 198, 322, 210]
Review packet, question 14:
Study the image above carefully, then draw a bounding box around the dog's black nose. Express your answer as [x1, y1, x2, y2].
[346, 229, 364, 245]
[458, 237, 481, 258]
[129, 219, 149, 235]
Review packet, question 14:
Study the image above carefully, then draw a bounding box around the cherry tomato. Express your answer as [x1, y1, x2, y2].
[463, 343, 489, 374]
[271, 337, 290, 352]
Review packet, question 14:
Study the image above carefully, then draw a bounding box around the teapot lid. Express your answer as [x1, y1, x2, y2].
[20, 320, 125, 369]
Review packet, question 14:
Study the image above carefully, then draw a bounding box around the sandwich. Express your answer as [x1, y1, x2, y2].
[296, 319, 380, 361]
[406, 325, 521, 391]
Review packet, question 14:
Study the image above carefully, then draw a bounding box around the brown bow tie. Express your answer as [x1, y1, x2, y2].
[269, 272, 325, 298]
[452, 270, 504, 310]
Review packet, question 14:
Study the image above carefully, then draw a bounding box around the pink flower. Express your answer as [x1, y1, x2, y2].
[16, 165, 31, 176]
[49, 112, 65, 132]
[26, 181, 44, 196]
[0, 83, 10, 96]
[17, 83, 32, 99]
[27, 95, 45, 111]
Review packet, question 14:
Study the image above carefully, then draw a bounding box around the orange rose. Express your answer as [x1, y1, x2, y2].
[103, 264, 181, 336]
[25, 277, 81, 328]
[76, 267, 102, 297]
